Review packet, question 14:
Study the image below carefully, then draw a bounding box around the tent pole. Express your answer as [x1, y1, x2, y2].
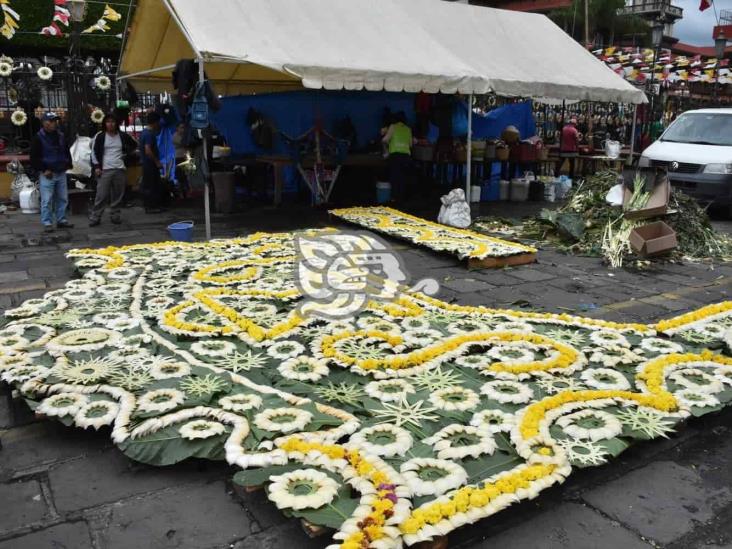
[199, 58, 212, 241]
[627, 103, 638, 167]
[466, 94, 473, 200]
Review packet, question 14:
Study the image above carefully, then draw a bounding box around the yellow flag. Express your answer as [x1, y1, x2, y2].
[103, 4, 122, 22]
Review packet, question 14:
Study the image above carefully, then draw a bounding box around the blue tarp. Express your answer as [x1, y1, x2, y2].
[458, 100, 536, 141]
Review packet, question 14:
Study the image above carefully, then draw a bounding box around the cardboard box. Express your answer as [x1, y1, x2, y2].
[629, 221, 678, 256]
[623, 169, 670, 220]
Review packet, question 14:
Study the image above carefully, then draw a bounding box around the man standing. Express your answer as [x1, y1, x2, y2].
[89, 114, 137, 226]
[555, 116, 581, 181]
[382, 111, 414, 202]
[29, 112, 74, 232]
[139, 112, 166, 213]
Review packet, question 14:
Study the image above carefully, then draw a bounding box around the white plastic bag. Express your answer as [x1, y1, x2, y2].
[68, 136, 93, 178]
[604, 139, 621, 159]
[437, 188, 471, 228]
[605, 183, 625, 206]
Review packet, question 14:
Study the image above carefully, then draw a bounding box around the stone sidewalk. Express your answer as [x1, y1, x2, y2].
[1, 200, 732, 549]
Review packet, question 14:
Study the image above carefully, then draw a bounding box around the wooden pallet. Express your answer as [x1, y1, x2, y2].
[468, 251, 537, 270]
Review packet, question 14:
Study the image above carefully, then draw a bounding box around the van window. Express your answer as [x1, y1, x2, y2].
[661, 113, 732, 146]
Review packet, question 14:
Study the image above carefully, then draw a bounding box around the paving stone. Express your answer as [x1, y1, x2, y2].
[103, 481, 252, 549]
[0, 281, 46, 296]
[441, 277, 496, 293]
[604, 302, 669, 322]
[0, 271, 28, 284]
[0, 480, 47, 533]
[0, 393, 12, 428]
[0, 522, 92, 549]
[27, 265, 74, 278]
[0, 295, 12, 312]
[469, 271, 523, 287]
[10, 289, 49, 307]
[583, 461, 732, 545]
[505, 268, 556, 282]
[0, 422, 110, 480]
[639, 296, 700, 313]
[48, 449, 231, 513]
[230, 521, 325, 549]
[470, 502, 651, 549]
[87, 230, 143, 241]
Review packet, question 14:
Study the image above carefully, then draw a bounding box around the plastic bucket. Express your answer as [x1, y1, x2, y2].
[168, 220, 194, 242]
[481, 179, 500, 202]
[470, 185, 482, 203]
[510, 179, 530, 202]
[376, 181, 391, 204]
[499, 180, 510, 201]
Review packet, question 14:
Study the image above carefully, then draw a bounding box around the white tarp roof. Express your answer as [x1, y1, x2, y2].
[120, 0, 647, 104]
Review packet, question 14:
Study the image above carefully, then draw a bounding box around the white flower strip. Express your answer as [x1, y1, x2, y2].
[400, 458, 468, 497]
[268, 469, 340, 510]
[480, 380, 534, 404]
[556, 409, 623, 441]
[423, 424, 496, 460]
[348, 424, 413, 457]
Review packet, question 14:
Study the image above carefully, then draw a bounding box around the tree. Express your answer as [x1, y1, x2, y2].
[550, 0, 650, 48]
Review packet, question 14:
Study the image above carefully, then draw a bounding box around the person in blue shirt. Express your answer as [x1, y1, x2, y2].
[139, 112, 166, 213]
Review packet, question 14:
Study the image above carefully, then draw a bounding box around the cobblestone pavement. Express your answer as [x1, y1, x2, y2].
[2, 199, 732, 549]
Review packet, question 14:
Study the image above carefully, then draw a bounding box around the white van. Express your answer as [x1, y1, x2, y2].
[639, 108, 732, 210]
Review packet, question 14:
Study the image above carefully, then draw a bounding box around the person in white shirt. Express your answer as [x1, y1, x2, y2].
[89, 114, 137, 226]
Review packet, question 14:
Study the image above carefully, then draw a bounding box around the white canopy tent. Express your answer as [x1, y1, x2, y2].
[119, 0, 647, 238]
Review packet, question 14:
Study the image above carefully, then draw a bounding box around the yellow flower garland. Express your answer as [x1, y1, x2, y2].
[656, 301, 732, 333]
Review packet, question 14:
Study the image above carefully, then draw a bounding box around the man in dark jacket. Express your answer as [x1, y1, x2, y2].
[29, 112, 74, 232]
[89, 114, 137, 226]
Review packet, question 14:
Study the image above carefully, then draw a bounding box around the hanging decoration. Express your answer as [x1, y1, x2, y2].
[90, 107, 105, 124]
[10, 108, 26, 126]
[0, 0, 19, 40]
[82, 4, 122, 34]
[37, 66, 53, 81]
[0, 57, 11, 77]
[41, 0, 71, 37]
[94, 75, 111, 91]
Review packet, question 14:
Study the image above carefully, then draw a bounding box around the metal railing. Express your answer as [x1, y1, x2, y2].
[617, 1, 682, 19]
[721, 9, 732, 25]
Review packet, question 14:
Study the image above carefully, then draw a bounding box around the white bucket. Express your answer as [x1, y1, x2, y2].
[499, 180, 510, 201]
[544, 181, 556, 203]
[510, 179, 530, 202]
[470, 185, 482, 203]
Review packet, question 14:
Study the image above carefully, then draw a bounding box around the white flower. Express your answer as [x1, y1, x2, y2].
[423, 424, 495, 460]
[364, 379, 415, 402]
[37, 66, 53, 81]
[455, 354, 492, 369]
[90, 108, 105, 124]
[494, 321, 534, 334]
[95, 75, 112, 91]
[674, 389, 720, 409]
[149, 360, 191, 379]
[349, 424, 413, 457]
[580, 368, 631, 390]
[62, 289, 95, 302]
[668, 368, 723, 394]
[179, 419, 226, 440]
[218, 393, 263, 413]
[429, 386, 480, 411]
[589, 330, 630, 348]
[266, 340, 305, 360]
[107, 268, 138, 281]
[137, 388, 185, 413]
[48, 328, 122, 353]
[254, 407, 312, 433]
[400, 458, 468, 497]
[401, 317, 431, 330]
[278, 356, 329, 382]
[556, 409, 623, 441]
[469, 409, 516, 433]
[268, 469, 339, 510]
[402, 329, 443, 347]
[487, 344, 535, 365]
[11, 109, 27, 127]
[0, 61, 12, 77]
[639, 337, 684, 355]
[480, 380, 533, 404]
[37, 393, 89, 417]
[75, 400, 119, 430]
[585, 345, 643, 367]
[190, 339, 236, 357]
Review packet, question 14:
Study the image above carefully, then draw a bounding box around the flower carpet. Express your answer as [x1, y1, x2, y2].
[330, 206, 537, 262]
[1, 230, 732, 548]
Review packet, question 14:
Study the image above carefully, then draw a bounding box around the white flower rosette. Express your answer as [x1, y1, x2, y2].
[267, 469, 339, 510]
[0, 61, 12, 77]
[254, 407, 313, 433]
[400, 458, 468, 497]
[37, 66, 53, 81]
[267, 340, 305, 360]
[137, 388, 185, 413]
[190, 339, 236, 357]
[639, 337, 684, 355]
[589, 330, 630, 348]
[218, 393, 263, 413]
[429, 387, 480, 412]
[424, 424, 496, 460]
[75, 400, 120, 430]
[348, 424, 413, 458]
[674, 389, 720, 409]
[179, 419, 226, 440]
[480, 380, 534, 404]
[556, 409, 623, 442]
[90, 108, 105, 124]
[364, 379, 415, 403]
[278, 355, 329, 382]
[469, 409, 516, 433]
[668, 368, 723, 394]
[95, 75, 112, 91]
[47, 328, 121, 353]
[580, 368, 631, 391]
[11, 109, 27, 127]
[38, 392, 89, 418]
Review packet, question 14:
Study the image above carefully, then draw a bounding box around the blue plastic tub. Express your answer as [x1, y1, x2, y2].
[168, 220, 194, 242]
[481, 179, 500, 201]
[376, 181, 391, 204]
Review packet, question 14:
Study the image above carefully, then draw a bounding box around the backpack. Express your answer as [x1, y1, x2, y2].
[189, 82, 209, 130]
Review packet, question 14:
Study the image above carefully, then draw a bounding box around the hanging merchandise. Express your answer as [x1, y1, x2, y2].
[0, 0, 19, 40]
[189, 82, 210, 130]
[41, 0, 71, 37]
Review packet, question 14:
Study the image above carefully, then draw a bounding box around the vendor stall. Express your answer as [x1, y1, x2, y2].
[118, 0, 646, 238]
